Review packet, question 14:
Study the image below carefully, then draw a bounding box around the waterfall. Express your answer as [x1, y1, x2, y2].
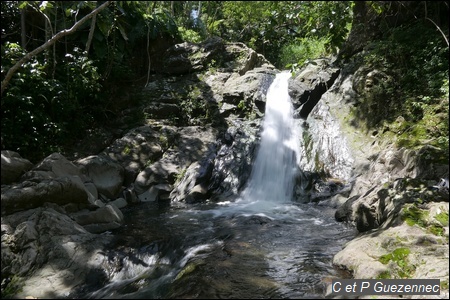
[241, 71, 301, 204]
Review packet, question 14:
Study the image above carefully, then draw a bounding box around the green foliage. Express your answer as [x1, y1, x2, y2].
[63, 47, 102, 104]
[204, 1, 352, 68]
[142, 6, 179, 39]
[1, 43, 101, 162]
[1, 1, 447, 164]
[429, 210, 449, 237]
[175, 168, 187, 184]
[281, 37, 329, 72]
[1, 275, 23, 298]
[1, 1, 184, 161]
[159, 135, 169, 150]
[177, 84, 215, 126]
[292, 1, 353, 54]
[376, 271, 391, 279]
[0, 2, 21, 43]
[122, 145, 131, 155]
[235, 98, 256, 120]
[384, 23, 448, 99]
[379, 247, 410, 265]
[178, 26, 203, 43]
[427, 225, 444, 237]
[237, 100, 246, 111]
[354, 20, 449, 153]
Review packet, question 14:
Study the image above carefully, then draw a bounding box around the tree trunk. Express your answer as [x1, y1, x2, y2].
[20, 8, 27, 49]
[337, 1, 382, 61]
[85, 14, 97, 54]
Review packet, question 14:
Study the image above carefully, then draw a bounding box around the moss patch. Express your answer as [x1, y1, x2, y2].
[402, 204, 447, 237]
[401, 205, 429, 228]
[435, 212, 449, 227]
[379, 247, 415, 279]
[379, 247, 410, 265]
[376, 271, 392, 279]
[427, 224, 444, 237]
[1, 275, 24, 298]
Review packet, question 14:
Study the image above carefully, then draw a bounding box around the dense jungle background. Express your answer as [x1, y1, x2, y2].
[1, 1, 448, 163]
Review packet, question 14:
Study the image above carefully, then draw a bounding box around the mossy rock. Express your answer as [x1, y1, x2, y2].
[378, 247, 415, 279]
[435, 212, 449, 227]
[417, 145, 449, 165]
[402, 204, 447, 237]
[402, 204, 429, 227]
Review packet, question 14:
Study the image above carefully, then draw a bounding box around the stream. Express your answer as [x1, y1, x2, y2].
[83, 200, 356, 299]
[73, 72, 357, 299]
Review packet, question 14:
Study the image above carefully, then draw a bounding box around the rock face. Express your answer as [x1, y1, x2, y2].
[1, 36, 448, 298]
[304, 55, 449, 294]
[1, 205, 113, 299]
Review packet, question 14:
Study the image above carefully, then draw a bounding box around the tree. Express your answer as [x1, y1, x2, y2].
[194, 1, 353, 67]
[1, 1, 112, 95]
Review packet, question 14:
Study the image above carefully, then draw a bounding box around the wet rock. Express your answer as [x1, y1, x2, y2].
[334, 202, 449, 282]
[185, 183, 209, 204]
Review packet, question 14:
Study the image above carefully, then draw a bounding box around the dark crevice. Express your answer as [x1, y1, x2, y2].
[298, 69, 341, 119]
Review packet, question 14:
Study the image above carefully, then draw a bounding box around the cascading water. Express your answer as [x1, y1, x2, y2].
[73, 70, 356, 300]
[241, 71, 300, 204]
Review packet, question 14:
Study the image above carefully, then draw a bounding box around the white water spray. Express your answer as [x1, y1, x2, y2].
[240, 71, 301, 205]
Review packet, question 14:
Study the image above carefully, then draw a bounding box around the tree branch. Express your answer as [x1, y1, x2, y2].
[423, 1, 449, 47]
[426, 16, 449, 47]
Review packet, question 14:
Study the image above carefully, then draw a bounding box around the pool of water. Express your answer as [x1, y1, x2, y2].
[77, 198, 356, 299]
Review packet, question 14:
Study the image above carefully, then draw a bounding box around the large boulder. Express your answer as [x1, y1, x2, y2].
[334, 202, 449, 281]
[290, 58, 340, 119]
[101, 125, 165, 185]
[154, 36, 272, 76]
[221, 67, 277, 117]
[1, 176, 89, 215]
[208, 118, 261, 201]
[1, 205, 113, 299]
[32, 152, 84, 178]
[75, 155, 125, 199]
[70, 204, 124, 233]
[1, 150, 34, 185]
[134, 126, 218, 201]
